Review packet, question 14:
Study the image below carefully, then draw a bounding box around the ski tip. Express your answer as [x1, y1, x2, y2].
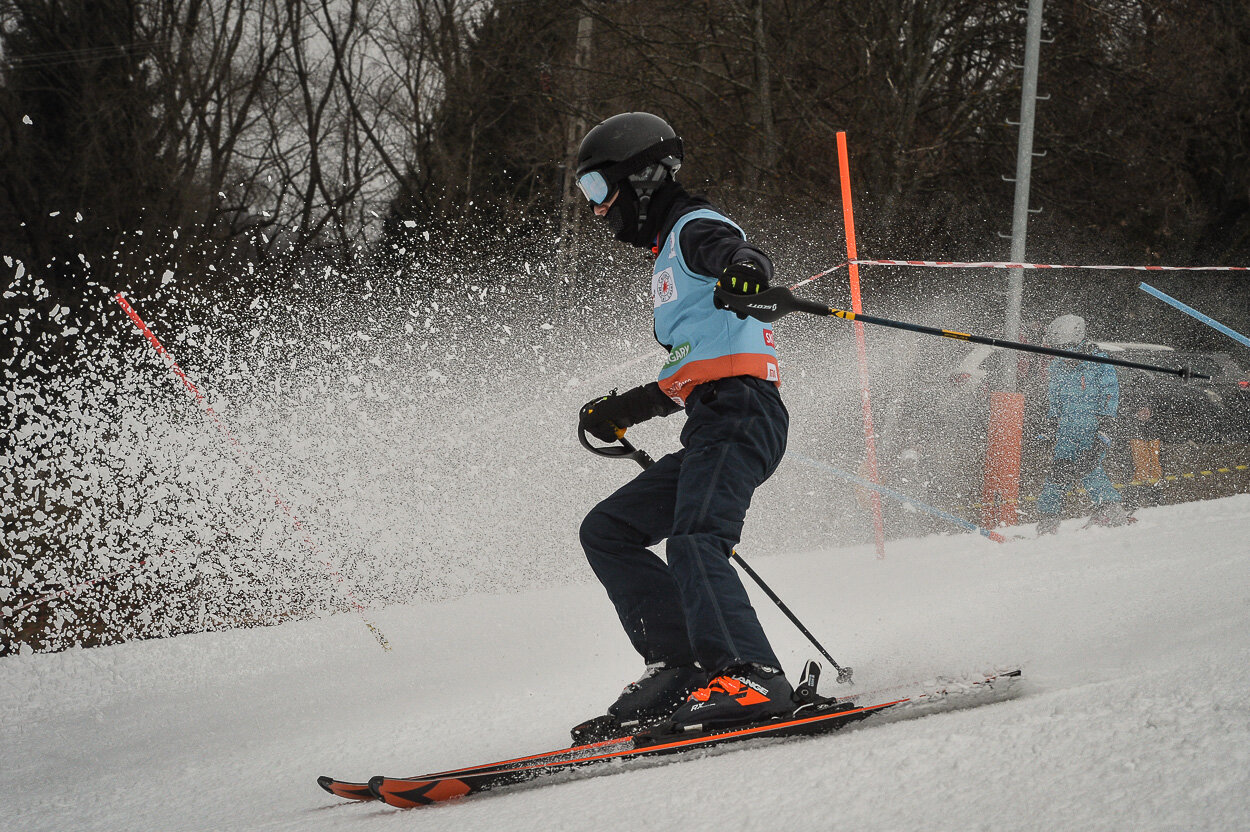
[318, 776, 377, 801]
[369, 775, 472, 809]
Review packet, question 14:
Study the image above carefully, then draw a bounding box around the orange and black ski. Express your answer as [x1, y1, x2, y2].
[323, 668, 1021, 809]
[366, 697, 889, 808]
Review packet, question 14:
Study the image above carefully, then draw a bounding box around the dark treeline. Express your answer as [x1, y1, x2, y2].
[1, 0, 1248, 343]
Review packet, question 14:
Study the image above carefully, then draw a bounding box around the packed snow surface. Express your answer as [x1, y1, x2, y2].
[3, 493, 1248, 830]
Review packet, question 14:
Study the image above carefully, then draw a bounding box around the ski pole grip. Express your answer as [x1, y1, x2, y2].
[578, 426, 654, 470]
[713, 286, 834, 323]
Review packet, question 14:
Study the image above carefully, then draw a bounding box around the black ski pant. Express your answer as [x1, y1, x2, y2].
[580, 375, 788, 675]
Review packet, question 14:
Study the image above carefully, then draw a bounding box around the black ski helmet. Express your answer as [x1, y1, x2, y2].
[576, 112, 683, 242]
[576, 112, 683, 182]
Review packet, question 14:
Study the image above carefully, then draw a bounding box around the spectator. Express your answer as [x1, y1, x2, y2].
[1036, 315, 1131, 534]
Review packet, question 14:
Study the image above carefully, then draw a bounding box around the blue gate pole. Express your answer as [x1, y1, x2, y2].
[1139, 282, 1250, 350]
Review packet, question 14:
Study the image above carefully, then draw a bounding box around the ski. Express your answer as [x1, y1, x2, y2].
[319, 658, 834, 801]
[329, 668, 1020, 809]
[366, 698, 886, 807]
[319, 658, 832, 800]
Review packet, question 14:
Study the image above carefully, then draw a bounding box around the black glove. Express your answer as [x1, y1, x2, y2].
[714, 260, 770, 319]
[579, 383, 680, 443]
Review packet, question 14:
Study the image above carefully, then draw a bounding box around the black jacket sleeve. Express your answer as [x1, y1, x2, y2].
[586, 383, 680, 431]
[628, 381, 682, 418]
[679, 219, 774, 282]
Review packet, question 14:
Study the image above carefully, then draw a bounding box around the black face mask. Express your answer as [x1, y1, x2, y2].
[605, 182, 642, 244]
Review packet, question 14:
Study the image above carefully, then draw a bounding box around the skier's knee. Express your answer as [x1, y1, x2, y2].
[579, 506, 615, 554]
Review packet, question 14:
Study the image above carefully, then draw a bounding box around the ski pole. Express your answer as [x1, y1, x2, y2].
[578, 428, 854, 685]
[724, 544, 854, 684]
[714, 286, 1212, 381]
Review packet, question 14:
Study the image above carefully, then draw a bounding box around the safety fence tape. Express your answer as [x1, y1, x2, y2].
[850, 259, 1249, 272]
[789, 263, 847, 290]
[790, 257, 1247, 293]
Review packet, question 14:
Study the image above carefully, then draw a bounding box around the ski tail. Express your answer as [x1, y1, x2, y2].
[318, 734, 635, 801]
[317, 776, 376, 801]
[370, 776, 473, 808]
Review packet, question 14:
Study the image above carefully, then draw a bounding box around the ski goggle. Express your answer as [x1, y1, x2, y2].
[576, 137, 684, 205]
[576, 170, 613, 205]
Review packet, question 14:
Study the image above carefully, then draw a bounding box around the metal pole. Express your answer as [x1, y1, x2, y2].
[1002, 0, 1046, 390]
[556, 11, 594, 289]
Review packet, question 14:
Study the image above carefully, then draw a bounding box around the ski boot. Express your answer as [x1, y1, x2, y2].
[571, 662, 705, 744]
[660, 663, 795, 734]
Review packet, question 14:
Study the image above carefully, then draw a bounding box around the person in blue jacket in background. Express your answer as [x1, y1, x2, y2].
[571, 112, 794, 739]
[1036, 314, 1131, 535]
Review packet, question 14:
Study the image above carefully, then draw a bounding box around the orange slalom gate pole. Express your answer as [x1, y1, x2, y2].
[982, 391, 1025, 528]
[836, 132, 886, 558]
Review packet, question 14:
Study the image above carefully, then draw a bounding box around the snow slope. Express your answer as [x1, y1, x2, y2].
[3, 494, 1249, 831]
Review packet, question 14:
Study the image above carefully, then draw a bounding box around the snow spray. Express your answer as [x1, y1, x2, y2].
[113, 293, 392, 651]
[5, 550, 173, 617]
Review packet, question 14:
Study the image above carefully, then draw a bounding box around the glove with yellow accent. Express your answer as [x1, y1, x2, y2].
[578, 383, 681, 443]
[714, 260, 770, 319]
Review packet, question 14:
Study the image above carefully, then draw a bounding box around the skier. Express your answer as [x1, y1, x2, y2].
[573, 112, 793, 734]
[1035, 314, 1131, 535]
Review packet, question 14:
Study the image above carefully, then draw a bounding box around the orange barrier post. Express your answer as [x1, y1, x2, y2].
[981, 391, 1025, 528]
[1130, 438, 1163, 483]
[836, 132, 886, 557]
